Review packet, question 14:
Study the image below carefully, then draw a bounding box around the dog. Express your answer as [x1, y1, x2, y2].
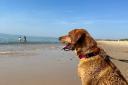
[59, 28, 128, 85]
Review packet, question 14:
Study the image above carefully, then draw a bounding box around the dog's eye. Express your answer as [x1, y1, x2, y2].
[69, 33, 73, 36]
[64, 41, 69, 44]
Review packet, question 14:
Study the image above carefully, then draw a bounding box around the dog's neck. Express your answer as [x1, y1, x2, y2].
[75, 47, 100, 59]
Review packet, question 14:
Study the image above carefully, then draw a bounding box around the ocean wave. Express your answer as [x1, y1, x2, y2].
[0, 51, 16, 55]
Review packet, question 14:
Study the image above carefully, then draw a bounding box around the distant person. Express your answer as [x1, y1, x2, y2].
[18, 37, 22, 42]
[23, 36, 27, 43]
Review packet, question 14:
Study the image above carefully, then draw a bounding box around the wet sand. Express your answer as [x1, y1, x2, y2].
[0, 44, 80, 85]
[0, 41, 128, 85]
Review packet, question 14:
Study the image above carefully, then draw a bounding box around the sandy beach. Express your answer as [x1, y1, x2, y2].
[0, 41, 128, 85]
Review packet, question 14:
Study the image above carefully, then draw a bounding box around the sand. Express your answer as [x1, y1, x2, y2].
[98, 41, 128, 81]
[0, 41, 127, 85]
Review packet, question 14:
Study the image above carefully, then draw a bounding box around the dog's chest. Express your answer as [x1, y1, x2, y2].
[78, 56, 105, 79]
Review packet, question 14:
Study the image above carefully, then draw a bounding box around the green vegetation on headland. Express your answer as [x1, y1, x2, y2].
[96, 39, 128, 41]
[119, 39, 128, 41]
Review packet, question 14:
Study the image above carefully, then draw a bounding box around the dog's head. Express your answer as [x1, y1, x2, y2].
[59, 28, 97, 51]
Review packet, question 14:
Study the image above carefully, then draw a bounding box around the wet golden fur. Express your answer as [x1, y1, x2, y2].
[59, 28, 128, 85]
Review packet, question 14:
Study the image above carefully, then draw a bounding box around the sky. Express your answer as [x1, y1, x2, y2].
[0, 0, 128, 39]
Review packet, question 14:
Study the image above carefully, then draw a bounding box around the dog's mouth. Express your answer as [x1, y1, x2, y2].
[59, 37, 74, 51]
[62, 43, 74, 51]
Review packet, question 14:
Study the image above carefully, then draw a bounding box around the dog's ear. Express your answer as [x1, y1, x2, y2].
[70, 30, 85, 44]
[74, 29, 97, 49]
[69, 29, 97, 49]
[85, 33, 97, 49]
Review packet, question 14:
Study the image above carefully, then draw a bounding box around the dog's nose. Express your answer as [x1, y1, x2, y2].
[59, 37, 62, 40]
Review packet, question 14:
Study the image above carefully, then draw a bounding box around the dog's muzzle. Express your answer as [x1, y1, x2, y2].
[62, 43, 74, 51]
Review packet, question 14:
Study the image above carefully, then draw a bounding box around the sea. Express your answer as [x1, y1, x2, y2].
[0, 34, 59, 44]
[0, 33, 60, 57]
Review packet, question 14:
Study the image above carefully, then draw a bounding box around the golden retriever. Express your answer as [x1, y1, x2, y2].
[59, 28, 128, 85]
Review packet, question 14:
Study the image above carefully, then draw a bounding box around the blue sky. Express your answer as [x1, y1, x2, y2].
[0, 0, 128, 39]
